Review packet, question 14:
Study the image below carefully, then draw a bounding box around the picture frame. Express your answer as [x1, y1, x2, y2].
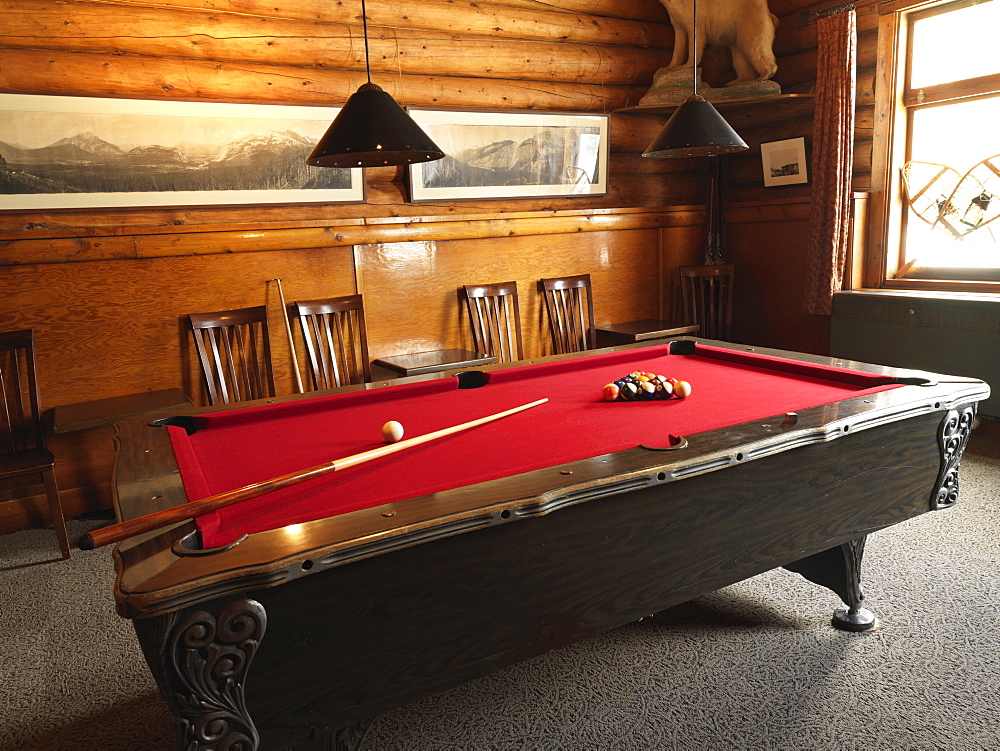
[0, 93, 365, 210]
[406, 108, 609, 202]
[760, 137, 809, 187]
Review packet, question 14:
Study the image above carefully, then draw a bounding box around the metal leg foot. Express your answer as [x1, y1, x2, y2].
[784, 536, 881, 631]
[833, 605, 880, 632]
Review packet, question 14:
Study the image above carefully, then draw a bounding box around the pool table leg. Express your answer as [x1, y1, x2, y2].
[783, 537, 880, 632]
[135, 597, 268, 750]
[139, 597, 375, 751]
[783, 405, 978, 632]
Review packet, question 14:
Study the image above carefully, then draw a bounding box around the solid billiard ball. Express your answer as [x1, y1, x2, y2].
[673, 380, 692, 398]
[382, 420, 405, 443]
[602, 383, 620, 401]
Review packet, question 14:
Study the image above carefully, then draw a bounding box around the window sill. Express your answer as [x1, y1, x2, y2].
[876, 277, 1000, 295]
[839, 288, 1000, 303]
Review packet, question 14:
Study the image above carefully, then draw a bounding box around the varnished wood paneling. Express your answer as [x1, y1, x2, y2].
[355, 227, 689, 361]
[2, 209, 703, 266]
[2, 248, 357, 408]
[726, 199, 831, 354]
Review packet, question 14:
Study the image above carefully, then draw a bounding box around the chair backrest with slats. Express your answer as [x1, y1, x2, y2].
[188, 306, 275, 406]
[540, 274, 596, 354]
[679, 264, 735, 340]
[463, 282, 524, 364]
[0, 329, 44, 455]
[292, 295, 371, 390]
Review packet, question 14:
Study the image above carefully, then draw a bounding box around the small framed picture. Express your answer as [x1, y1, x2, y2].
[760, 137, 809, 187]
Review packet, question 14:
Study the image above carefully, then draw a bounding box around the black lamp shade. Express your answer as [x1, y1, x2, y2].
[642, 96, 749, 158]
[306, 83, 445, 168]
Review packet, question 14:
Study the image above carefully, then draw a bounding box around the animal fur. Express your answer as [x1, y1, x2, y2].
[659, 0, 778, 85]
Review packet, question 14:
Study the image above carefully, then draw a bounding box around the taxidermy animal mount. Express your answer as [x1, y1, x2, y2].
[641, 0, 780, 105]
[661, 0, 778, 84]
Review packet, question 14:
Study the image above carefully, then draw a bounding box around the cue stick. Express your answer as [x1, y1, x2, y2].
[271, 277, 304, 394]
[78, 397, 549, 551]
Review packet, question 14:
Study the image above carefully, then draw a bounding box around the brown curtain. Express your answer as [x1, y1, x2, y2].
[804, 10, 857, 315]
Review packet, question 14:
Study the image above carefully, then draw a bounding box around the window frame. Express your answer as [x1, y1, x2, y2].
[866, 0, 1000, 293]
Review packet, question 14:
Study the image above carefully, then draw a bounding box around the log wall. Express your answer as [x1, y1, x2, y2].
[1, 0, 865, 533]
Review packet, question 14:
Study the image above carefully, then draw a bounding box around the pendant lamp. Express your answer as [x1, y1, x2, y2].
[307, 0, 445, 168]
[642, 0, 749, 158]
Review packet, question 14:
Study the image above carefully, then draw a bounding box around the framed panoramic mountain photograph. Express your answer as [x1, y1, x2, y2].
[405, 108, 609, 202]
[0, 94, 364, 210]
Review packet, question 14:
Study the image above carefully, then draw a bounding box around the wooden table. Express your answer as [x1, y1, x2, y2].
[50, 388, 194, 434]
[596, 319, 699, 348]
[372, 348, 497, 378]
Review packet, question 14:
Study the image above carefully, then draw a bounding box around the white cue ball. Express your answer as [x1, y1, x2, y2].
[381, 420, 405, 443]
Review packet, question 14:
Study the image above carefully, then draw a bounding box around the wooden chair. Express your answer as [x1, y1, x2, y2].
[188, 306, 275, 406]
[291, 295, 372, 389]
[0, 329, 70, 559]
[540, 274, 596, 354]
[463, 281, 524, 364]
[679, 264, 735, 340]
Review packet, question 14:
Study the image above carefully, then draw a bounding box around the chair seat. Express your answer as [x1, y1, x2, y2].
[0, 447, 55, 479]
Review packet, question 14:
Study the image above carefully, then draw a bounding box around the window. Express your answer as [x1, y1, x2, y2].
[869, 0, 1000, 291]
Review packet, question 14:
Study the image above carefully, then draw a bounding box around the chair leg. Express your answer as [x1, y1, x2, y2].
[42, 468, 71, 559]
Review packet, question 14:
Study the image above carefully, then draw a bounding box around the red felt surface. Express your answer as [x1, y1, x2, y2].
[171, 345, 902, 547]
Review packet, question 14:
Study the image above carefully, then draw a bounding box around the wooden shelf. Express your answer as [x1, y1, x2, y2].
[614, 93, 813, 116]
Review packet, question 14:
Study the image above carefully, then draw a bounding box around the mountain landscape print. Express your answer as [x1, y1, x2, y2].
[407, 109, 609, 202]
[0, 94, 363, 209]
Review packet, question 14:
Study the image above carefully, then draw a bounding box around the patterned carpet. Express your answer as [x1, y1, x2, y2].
[2, 434, 998, 751]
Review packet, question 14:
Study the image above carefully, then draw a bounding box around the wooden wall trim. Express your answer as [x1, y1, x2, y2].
[865, 10, 906, 287]
[725, 197, 811, 224]
[1, 207, 705, 266]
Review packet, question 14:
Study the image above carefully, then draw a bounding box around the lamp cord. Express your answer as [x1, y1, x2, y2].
[361, 0, 372, 84]
[692, 0, 698, 97]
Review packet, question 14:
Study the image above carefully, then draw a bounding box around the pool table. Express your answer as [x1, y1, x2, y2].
[109, 339, 988, 751]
